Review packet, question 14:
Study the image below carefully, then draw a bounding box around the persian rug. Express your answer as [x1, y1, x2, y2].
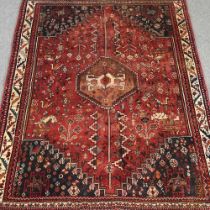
[0, 0, 210, 209]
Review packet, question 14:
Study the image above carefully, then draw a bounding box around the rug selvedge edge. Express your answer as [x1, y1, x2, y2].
[173, 0, 210, 176]
[0, 0, 36, 203]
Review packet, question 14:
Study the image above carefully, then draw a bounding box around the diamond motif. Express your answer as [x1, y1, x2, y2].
[68, 184, 80, 196]
[76, 57, 138, 108]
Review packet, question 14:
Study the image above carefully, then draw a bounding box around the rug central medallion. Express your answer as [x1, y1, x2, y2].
[77, 57, 138, 108]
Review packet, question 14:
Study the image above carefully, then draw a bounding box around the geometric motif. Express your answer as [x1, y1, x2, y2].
[113, 111, 130, 170]
[39, 6, 102, 37]
[13, 140, 105, 197]
[174, 1, 210, 174]
[1, 0, 210, 209]
[77, 57, 138, 108]
[117, 137, 199, 197]
[0, 1, 36, 202]
[88, 111, 100, 169]
[114, 5, 173, 37]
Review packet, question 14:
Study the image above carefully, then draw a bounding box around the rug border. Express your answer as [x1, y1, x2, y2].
[183, 0, 210, 120]
[0, 0, 28, 148]
[0, 0, 210, 209]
